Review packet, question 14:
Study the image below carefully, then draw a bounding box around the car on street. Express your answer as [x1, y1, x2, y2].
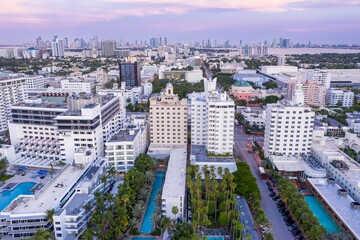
[292, 229, 301, 236]
[261, 227, 268, 234]
[269, 192, 276, 197]
[268, 186, 274, 192]
[272, 195, 279, 201]
[288, 224, 297, 231]
[266, 181, 272, 186]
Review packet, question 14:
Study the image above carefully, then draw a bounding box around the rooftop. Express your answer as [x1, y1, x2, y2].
[9, 165, 88, 214]
[108, 126, 141, 142]
[308, 178, 360, 239]
[191, 145, 234, 163]
[233, 80, 251, 87]
[161, 148, 187, 199]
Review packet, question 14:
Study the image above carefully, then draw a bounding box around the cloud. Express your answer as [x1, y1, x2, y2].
[0, 0, 359, 28]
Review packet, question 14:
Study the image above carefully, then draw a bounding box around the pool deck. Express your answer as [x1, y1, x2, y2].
[307, 178, 360, 240]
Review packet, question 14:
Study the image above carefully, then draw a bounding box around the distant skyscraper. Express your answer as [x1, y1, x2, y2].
[101, 40, 116, 56]
[150, 38, 160, 47]
[63, 37, 68, 48]
[277, 55, 286, 66]
[51, 37, 64, 57]
[224, 40, 230, 48]
[164, 37, 167, 45]
[119, 62, 141, 88]
[36, 36, 42, 47]
[159, 37, 162, 45]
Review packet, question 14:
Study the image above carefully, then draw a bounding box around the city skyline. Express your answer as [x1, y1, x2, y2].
[1, 0, 360, 44]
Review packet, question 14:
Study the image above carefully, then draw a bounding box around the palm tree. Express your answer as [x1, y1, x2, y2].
[172, 206, 179, 220]
[28, 228, 51, 240]
[137, 186, 150, 201]
[132, 202, 144, 219]
[129, 217, 140, 230]
[160, 216, 172, 233]
[144, 170, 154, 185]
[45, 209, 55, 223]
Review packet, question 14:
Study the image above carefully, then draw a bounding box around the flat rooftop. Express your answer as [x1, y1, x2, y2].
[308, 178, 360, 239]
[108, 127, 140, 142]
[9, 165, 86, 214]
[12, 102, 67, 110]
[191, 145, 234, 163]
[162, 148, 187, 199]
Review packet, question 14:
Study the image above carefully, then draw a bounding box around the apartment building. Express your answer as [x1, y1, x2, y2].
[0, 77, 28, 131]
[149, 83, 188, 147]
[24, 76, 45, 89]
[105, 119, 149, 173]
[301, 80, 327, 107]
[264, 83, 315, 157]
[307, 70, 331, 88]
[60, 80, 95, 94]
[326, 89, 354, 107]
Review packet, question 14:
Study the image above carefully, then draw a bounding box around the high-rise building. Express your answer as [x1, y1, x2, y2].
[63, 37, 68, 48]
[150, 38, 160, 48]
[101, 40, 116, 56]
[51, 37, 64, 57]
[188, 79, 235, 155]
[164, 37, 168, 45]
[119, 62, 141, 88]
[277, 55, 286, 66]
[0, 77, 28, 131]
[264, 83, 315, 157]
[149, 83, 188, 147]
[301, 80, 327, 107]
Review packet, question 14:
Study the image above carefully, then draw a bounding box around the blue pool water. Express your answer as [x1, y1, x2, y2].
[0, 182, 36, 211]
[305, 196, 341, 234]
[207, 236, 224, 240]
[140, 172, 165, 234]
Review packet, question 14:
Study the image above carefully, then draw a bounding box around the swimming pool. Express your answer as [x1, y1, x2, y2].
[207, 236, 224, 240]
[305, 196, 341, 234]
[0, 182, 36, 211]
[140, 172, 165, 234]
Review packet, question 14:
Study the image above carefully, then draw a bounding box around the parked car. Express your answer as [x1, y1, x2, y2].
[268, 186, 274, 192]
[288, 224, 297, 231]
[261, 227, 268, 234]
[266, 181, 272, 186]
[292, 229, 301, 236]
[269, 192, 276, 197]
[272, 196, 279, 201]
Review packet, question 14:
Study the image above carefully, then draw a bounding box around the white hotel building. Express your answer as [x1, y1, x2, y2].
[264, 83, 315, 157]
[188, 78, 235, 155]
[0, 77, 28, 131]
[105, 117, 149, 173]
[9, 93, 124, 168]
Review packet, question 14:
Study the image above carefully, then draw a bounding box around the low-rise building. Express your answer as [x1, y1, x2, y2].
[326, 89, 354, 107]
[60, 80, 96, 94]
[230, 80, 256, 101]
[346, 113, 360, 134]
[161, 148, 186, 221]
[105, 119, 149, 173]
[240, 107, 266, 128]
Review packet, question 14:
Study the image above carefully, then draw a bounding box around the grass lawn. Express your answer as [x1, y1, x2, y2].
[0, 174, 13, 181]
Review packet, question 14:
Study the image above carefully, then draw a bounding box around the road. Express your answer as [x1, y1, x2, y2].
[234, 125, 294, 240]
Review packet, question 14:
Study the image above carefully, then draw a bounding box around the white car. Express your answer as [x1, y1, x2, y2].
[261, 227, 268, 234]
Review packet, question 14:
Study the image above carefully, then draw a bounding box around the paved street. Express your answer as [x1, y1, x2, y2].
[236, 197, 259, 240]
[234, 125, 294, 240]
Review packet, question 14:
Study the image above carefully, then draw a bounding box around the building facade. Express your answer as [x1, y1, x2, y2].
[119, 62, 141, 88]
[149, 83, 188, 147]
[326, 89, 354, 107]
[264, 84, 315, 157]
[0, 77, 28, 132]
